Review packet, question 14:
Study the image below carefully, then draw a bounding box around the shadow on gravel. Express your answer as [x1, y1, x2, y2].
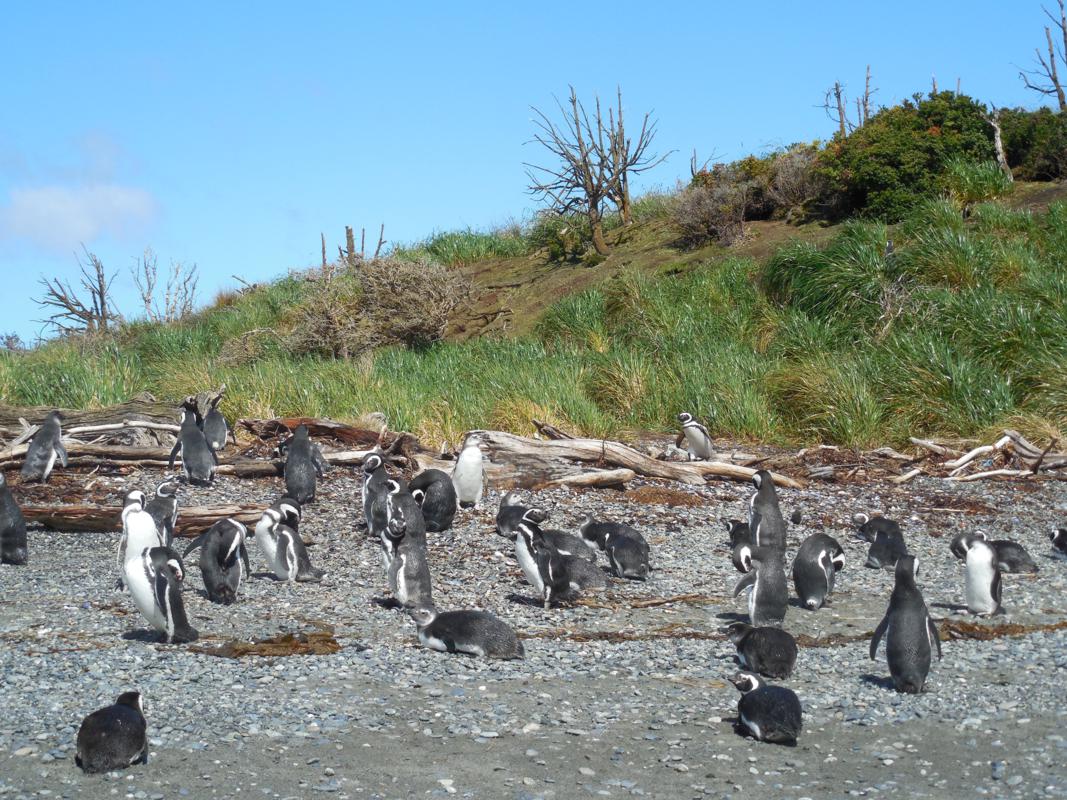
[120, 628, 166, 643]
[859, 673, 897, 691]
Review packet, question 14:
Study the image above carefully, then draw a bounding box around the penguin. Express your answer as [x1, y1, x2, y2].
[0, 473, 28, 565]
[724, 622, 797, 679]
[75, 691, 148, 774]
[515, 516, 606, 608]
[964, 539, 1003, 616]
[383, 495, 434, 610]
[675, 411, 715, 461]
[408, 468, 458, 532]
[183, 518, 250, 605]
[792, 532, 845, 610]
[123, 545, 199, 643]
[1052, 527, 1067, 558]
[379, 479, 426, 573]
[144, 478, 180, 547]
[201, 392, 233, 451]
[732, 541, 754, 574]
[362, 453, 389, 535]
[451, 433, 485, 509]
[870, 555, 941, 693]
[724, 519, 751, 549]
[168, 406, 216, 486]
[748, 470, 787, 554]
[578, 516, 651, 580]
[732, 549, 788, 627]
[253, 506, 324, 583]
[853, 513, 908, 569]
[409, 606, 524, 659]
[499, 508, 593, 561]
[280, 424, 328, 505]
[730, 671, 802, 746]
[273, 495, 302, 533]
[949, 531, 1038, 574]
[496, 491, 531, 539]
[19, 410, 67, 483]
[115, 490, 165, 591]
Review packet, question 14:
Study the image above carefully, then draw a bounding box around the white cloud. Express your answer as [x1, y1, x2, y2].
[0, 183, 157, 251]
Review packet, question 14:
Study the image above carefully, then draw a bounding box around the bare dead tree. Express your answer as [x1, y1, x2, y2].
[131, 247, 199, 323]
[337, 224, 387, 264]
[36, 248, 121, 335]
[1020, 0, 1067, 110]
[605, 87, 672, 225]
[983, 105, 1015, 181]
[823, 67, 877, 137]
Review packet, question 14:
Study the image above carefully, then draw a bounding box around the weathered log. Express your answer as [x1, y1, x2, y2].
[22, 503, 267, 536]
[237, 417, 387, 447]
[909, 438, 964, 458]
[890, 467, 923, 485]
[945, 436, 1011, 472]
[947, 468, 1035, 483]
[532, 419, 576, 440]
[0, 395, 179, 431]
[537, 468, 636, 489]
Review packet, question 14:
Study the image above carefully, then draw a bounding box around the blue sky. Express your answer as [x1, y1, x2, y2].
[0, 1, 1055, 340]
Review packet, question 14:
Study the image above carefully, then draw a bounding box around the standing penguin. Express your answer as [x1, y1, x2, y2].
[730, 671, 802, 745]
[20, 410, 67, 483]
[1052, 527, 1067, 558]
[409, 606, 524, 659]
[0, 473, 28, 565]
[169, 406, 216, 486]
[949, 531, 1038, 574]
[280, 424, 328, 505]
[183, 518, 250, 605]
[75, 691, 148, 774]
[964, 539, 1003, 616]
[116, 490, 165, 590]
[144, 479, 180, 547]
[452, 433, 485, 509]
[253, 506, 324, 583]
[676, 412, 715, 461]
[578, 516, 651, 580]
[123, 545, 199, 643]
[201, 391, 233, 452]
[853, 513, 908, 569]
[748, 470, 787, 555]
[733, 550, 789, 627]
[724, 622, 798, 679]
[792, 532, 845, 610]
[408, 468, 458, 532]
[362, 453, 389, 534]
[870, 555, 941, 693]
[384, 492, 434, 610]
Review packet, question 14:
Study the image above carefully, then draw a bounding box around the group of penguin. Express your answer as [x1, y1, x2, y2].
[3, 406, 1067, 770]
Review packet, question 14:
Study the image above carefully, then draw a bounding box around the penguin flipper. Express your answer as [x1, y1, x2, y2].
[168, 440, 181, 468]
[240, 543, 251, 577]
[56, 441, 69, 467]
[183, 532, 208, 558]
[926, 615, 942, 660]
[869, 614, 888, 660]
[312, 446, 328, 477]
[991, 569, 1002, 608]
[732, 571, 757, 597]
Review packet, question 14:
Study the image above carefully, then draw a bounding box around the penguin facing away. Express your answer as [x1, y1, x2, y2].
[201, 392, 234, 451]
[75, 691, 148, 774]
[20, 410, 67, 484]
[733, 549, 788, 627]
[724, 622, 797, 679]
[123, 545, 199, 643]
[169, 407, 217, 486]
[184, 518, 250, 605]
[792, 532, 845, 610]
[1052, 527, 1067, 558]
[0, 473, 28, 565]
[144, 478, 180, 547]
[870, 555, 941, 694]
[949, 531, 1038, 574]
[748, 470, 787, 555]
[362, 453, 389, 535]
[452, 434, 485, 509]
[409, 606, 524, 659]
[731, 671, 802, 745]
[964, 539, 1003, 616]
[408, 468, 458, 532]
[281, 424, 328, 505]
[676, 411, 715, 461]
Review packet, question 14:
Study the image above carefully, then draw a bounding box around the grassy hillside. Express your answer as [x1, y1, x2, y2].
[2, 182, 1064, 449]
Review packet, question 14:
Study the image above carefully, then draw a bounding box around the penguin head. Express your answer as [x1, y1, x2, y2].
[967, 539, 997, 566]
[461, 432, 483, 451]
[750, 471, 762, 489]
[895, 554, 919, 583]
[677, 412, 692, 425]
[724, 519, 749, 547]
[258, 507, 282, 531]
[48, 410, 65, 423]
[949, 532, 982, 561]
[411, 489, 426, 507]
[1052, 528, 1067, 547]
[123, 489, 147, 510]
[733, 543, 754, 573]
[730, 671, 763, 694]
[362, 453, 383, 474]
[156, 479, 179, 499]
[408, 606, 437, 627]
[832, 551, 846, 572]
[115, 691, 144, 715]
[500, 491, 520, 509]
[522, 508, 548, 526]
[294, 424, 310, 439]
[723, 621, 753, 644]
[273, 496, 302, 527]
[165, 557, 185, 581]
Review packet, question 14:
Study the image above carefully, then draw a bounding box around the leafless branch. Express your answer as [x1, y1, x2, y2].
[131, 247, 199, 323]
[1020, 1, 1067, 110]
[36, 247, 121, 335]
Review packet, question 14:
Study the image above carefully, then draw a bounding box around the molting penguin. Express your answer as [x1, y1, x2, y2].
[748, 470, 787, 555]
[949, 530, 1038, 574]
[253, 506, 324, 583]
[144, 478, 180, 547]
[281, 424, 328, 505]
[451, 433, 485, 509]
[495, 491, 530, 539]
[201, 391, 233, 451]
[408, 468, 458, 532]
[19, 410, 67, 484]
[123, 545, 199, 643]
[0, 473, 28, 565]
[870, 555, 941, 693]
[730, 671, 802, 746]
[515, 516, 606, 608]
[183, 518, 250, 604]
[1052, 527, 1067, 558]
[383, 493, 434, 610]
[964, 538, 1003, 616]
[116, 490, 165, 590]
[169, 406, 216, 486]
[578, 516, 651, 580]
[676, 412, 715, 461]
[724, 622, 797, 679]
[75, 691, 148, 774]
[853, 513, 908, 569]
[792, 532, 845, 610]
[732, 549, 788, 627]
[409, 606, 523, 659]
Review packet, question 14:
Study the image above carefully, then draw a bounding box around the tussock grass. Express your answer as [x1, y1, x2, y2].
[394, 226, 529, 266]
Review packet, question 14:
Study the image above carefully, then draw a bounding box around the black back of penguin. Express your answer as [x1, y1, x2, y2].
[725, 622, 797, 679]
[731, 671, 802, 744]
[0, 473, 28, 565]
[792, 532, 845, 610]
[408, 468, 457, 532]
[202, 393, 231, 451]
[282, 425, 324, 504]
[870, 555, 940, 693]
[75, 691, 147, 774]
[411, 607, 524, 660]
[20, 410, 66, 483]
[184, 519, 249, 604]
[170, 407, 216, 485]
[854, 514, 908, 569]
[748, 470, 787, 554]
[495, 491, 529, 539]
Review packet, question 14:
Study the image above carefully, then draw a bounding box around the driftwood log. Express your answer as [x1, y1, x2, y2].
[22, 504, 268, 536]
[0, 394, 179, 434]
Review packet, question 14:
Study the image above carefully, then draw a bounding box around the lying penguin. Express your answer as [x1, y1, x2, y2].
[724, 622, 797, 679]
[578, 515, 651, 580]
[75, 691, 148, 774]
[730, 671, 802, 746]
[408, 606, 523, 659]
[853, 513, 908, 569]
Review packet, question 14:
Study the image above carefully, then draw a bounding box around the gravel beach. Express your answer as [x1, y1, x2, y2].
[2, 459, 1066, 799]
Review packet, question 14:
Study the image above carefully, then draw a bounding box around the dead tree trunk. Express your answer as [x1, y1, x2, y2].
[985, 107, 1014, 181]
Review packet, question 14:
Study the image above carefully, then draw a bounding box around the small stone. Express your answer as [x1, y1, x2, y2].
[579, 767, 596, 777]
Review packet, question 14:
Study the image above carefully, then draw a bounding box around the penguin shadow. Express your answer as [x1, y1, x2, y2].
[859, 673, 897, 692]
[714, 610, 748, 623]
[930, 601, 970, 613]
[371, 596, 403, 611]
[121, 628, 169, 644]
[505, 592, 545, 608]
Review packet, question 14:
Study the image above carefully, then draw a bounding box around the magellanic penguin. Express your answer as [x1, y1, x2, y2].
[578, 516, 651, 580]
[499, 508, 594, 562]
[949, 531, 1038, 574]
[964, 538, 1003, 616]
[169, 406, 217, 486]
[409, 606, 524, 659]
[75, 691, 148, 773]
[0, 473, 28, 565]
[201, 391, 234, 451]
[383, 490, 434, 610]
[408, 468, 458, 532]
[853, 513, 908, 569]
[496, 491, 531, 539]
[515, 516, 606, 608]
[724, 622, 798, 679]
[730, 671, 802, 746]
[451, 433, 485, 509]
[792, 532, 845, 610]
[144, 478, 180, 547]
[19, 410, 67, 484]
[748, 470, 787, 555]
[732, 549, 788, 627]
[362, 452, 389, 536]
[1052, 527, 1067, 558]
[116, 490, 165, 591]
[183, 518, 250, 605]
[870, 555, 941, 693]
[253, 506, 324, 583]
[724, 519, 751, 549]
[123, 545, 199, 643]
[280, 424, 329, 505]
[676, 412, 715, 461]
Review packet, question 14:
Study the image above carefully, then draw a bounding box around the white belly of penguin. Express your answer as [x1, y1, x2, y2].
[254, 529, 280, 575]
[747, 575, 760, 621]
[395, 555, 409, 604]
[515, 538, 544, 593]
[966, 564, 996, 613]
[419, 629, 449, 653]
[125, 554, 166, 632]
[739, 712, 762, 740]
[683, 427, 711, 459]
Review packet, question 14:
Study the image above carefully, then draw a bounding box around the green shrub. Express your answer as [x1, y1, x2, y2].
[999, 106, 1067, 181]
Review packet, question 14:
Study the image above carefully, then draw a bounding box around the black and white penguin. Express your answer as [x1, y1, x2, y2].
[122, 545, 199, 643]
[253, 506, 324, 583]
[732, 549, 788, 627]
[144, 478, 180, 547]
[408, 468, 458, 532]
[730, 671, 802, 745]
[496, 491, 531, 539]
[748, 470, 787, 554]
[201, 392, 233, 452]
[724, 519, 751, 549]
[1052, 527, 1067, 558]
[362, 453, 389, 535]
[451, 433, 484, 509]
[183, 518, 250, 605]
[578, 516, 651, 580]
[870, 555, 941, 693]
[853, 513, 908, 569]
[964, 538, 1003, 616]
[273, 495, 302, 533]
[20, 410, 67, 483]
[676, 412, 715, 461]
[168, 406, 216, 486]
[383, 494, 434, 610]
[724, 622, 797, 679]
[0, 473, 28, 565]
[499, 508, 593, 561]
[732, 541, 754, 574]
[75, 691, 148, 774]
[792, 532, 845, 610]
[116, 489, 165, 590]
[949, 531, 1038, 574]
[515, 516, 606, 608]
[409, 606, 524, 659]
[280, 424, 328, 505]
